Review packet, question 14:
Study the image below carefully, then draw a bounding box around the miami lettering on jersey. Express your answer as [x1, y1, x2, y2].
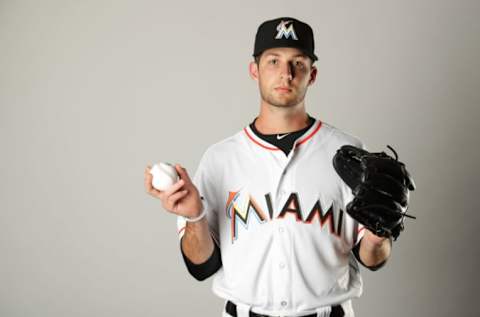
[226, 189, 344, 243]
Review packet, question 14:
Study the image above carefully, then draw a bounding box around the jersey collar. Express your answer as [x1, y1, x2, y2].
[243, 117, 322, 151]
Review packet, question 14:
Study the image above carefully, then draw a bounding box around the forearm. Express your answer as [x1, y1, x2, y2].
[359, 230, 392, 267]
[181, 217, 215, 264]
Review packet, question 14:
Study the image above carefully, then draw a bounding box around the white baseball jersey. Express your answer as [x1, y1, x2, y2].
[177, 118, 366, 317]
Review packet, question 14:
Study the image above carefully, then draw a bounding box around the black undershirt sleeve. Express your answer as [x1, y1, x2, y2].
[180, 236, 222, 281]
[352, 238, 388, 271]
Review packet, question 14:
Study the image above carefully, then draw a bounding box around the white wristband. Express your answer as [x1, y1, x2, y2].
[185, 197, 206, 223]
[185, 208, 207, 223]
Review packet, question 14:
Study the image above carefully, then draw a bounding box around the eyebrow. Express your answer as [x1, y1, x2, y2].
[264, 53, 308, 59]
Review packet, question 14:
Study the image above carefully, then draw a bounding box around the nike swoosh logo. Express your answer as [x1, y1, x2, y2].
[277, 133, 291, 140]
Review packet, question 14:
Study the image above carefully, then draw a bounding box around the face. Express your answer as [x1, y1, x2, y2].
[249, 47, 317, 108]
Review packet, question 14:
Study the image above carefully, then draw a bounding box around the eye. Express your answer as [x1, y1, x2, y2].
[268, 58, 278, 65]
[294, 61, 305, 68]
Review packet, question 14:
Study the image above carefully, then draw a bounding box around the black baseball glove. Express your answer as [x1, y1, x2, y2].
[333, 145, 416, 240]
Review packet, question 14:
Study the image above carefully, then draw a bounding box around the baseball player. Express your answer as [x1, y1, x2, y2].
[145, 17, 397, 317]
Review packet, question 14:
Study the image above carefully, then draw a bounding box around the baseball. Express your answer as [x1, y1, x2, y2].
[149, 162, 179, 191]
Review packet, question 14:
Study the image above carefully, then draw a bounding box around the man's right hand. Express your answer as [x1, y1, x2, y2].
[144, 164, 204, 219]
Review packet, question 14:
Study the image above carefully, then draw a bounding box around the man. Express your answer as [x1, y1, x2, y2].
[145, 17, 392, 317]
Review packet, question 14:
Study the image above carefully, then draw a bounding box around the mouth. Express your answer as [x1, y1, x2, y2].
[275, 87, 292, 93]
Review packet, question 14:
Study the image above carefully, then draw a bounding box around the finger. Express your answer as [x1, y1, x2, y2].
[144, 169, 163, 198]
[148, 187, 163, 199]
[145, 165, 153, 173]
[144, 166, 153, 181]
[163, 178, 186, 197]
[175, 164, 193, 184]
[144, 167, 154, 187]
[144, 172, 153, 190]
[166, 189, 189, 209]
[145, 167, 152, 178]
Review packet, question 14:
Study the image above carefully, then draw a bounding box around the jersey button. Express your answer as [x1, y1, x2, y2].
[281, 301, 287, 307]
[278, 227, 284, 233]
[279, 262, 285, 269]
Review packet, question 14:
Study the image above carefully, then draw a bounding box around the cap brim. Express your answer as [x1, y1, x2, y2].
[253, 48, 318, 62]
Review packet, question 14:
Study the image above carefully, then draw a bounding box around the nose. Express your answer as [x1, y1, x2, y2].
[280, 62, 293, 81]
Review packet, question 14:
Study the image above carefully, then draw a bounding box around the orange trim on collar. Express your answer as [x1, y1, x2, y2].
[297, 120, 322, 146]
[243, 127, 281, 151]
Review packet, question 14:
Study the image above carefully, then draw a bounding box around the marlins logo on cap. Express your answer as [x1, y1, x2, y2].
[253, 17, 318, 61]
[275, 20, 298, 40]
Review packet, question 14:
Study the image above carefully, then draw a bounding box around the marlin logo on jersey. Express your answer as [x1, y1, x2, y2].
[275, 20, 298, 40]
[226, 190, 268, 243]
[226, 190, 344, 243]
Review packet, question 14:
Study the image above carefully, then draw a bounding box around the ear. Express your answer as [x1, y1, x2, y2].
[307, 65, 318, 86]
[249, 61, 259, 81]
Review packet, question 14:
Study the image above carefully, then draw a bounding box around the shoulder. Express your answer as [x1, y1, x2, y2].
[319, 121, 365, 149]
[197, 129, 246, 166]
[203, 130, 244, 156]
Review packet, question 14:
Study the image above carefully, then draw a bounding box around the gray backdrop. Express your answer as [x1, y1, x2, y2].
[1, 0, 479, 316]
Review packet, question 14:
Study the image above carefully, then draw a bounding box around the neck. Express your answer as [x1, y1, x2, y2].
[254, 101, 309, 134]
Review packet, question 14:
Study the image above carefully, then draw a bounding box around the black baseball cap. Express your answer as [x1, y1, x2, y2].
[253, 17, 318, 62]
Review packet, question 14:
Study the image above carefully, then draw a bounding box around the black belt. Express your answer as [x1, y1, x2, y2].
[225, 300, 344, 317]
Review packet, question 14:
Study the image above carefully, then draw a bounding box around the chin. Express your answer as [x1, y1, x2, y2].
[261, 91, 303, 108]
[272, 96, 303, 108]
[271, 101, 300, 108]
